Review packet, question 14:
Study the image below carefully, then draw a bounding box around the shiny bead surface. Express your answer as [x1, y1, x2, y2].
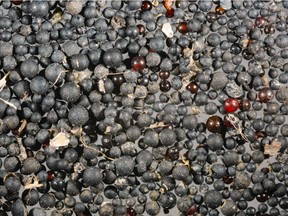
[206, 115, 224, 133]
[187, 82, 198, 94]
[215, 6, 225, 15]
[224, 98, 239, 113]
[254, 17, 266, 28]
[178, 22, 188, 34]
[159, 71, 170, 80]
[131, 56, 146, 72]
[258, 87, 274, 102]
[141, 1, 152, 11]
[166, 8, 175, 18]
[239, 99, 251, 111]
[160, 80, 171, 92]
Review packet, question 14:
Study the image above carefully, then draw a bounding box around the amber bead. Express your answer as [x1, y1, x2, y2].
[239, 99, 251, 111]
[258, 87, 274, 102]
[165, 8, 175, 18]
[141, 1, 152, 11]
[166, 147, 179, 161]
[187, 82, 198, 94]
[254, 17, 266, 28]
[131, 56, 146, 72]
[215, 6, 225, 15]
[164, 0, 174, 10]
[206, 115, 224, 133]
[160, 80, 171, 92]
[177, 22, 188, 34]
[137, 24, 145, 35]
[159, 71, 170, 79]
[264, 24, 275, 34]
[127, 208, 137, 216]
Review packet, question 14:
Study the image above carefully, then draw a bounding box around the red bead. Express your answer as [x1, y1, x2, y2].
[165, 8, 175, 18]
[186, 205, 198, 216]
[255, 17, 267, 28]
[177, 22, 188, 34]
[131, 56, 146, 72]
[141, 1, 152, 11]
[224, 98, 239, 113]
[187, 82, 198, 94]
[47, 171, 55, 181]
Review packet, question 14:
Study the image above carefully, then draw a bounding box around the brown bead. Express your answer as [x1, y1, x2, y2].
[239, 99, 251, 111]
[141, 1, 152, 11]
[127, 208, 137, 216]
[258, 87, 274, 102]
[165, 8, 175, 18]
[159, 71, 170, 79]
[206, 12, 217, 23]
[256, 194, 268, 202]
[215, 6, 225, 15]
[254, 17, 267, 28]
[166, 147, 179, 161]
[177, 22, 188, 34]
[223, 176, 233, 184]
[206, 115, 224, 133]
[137, 24, 145, 35]
[11, 0, 23, 5]
[187, 82, 198, 94]
[160, 80, 171, 92]
[264, 24, 275, 34]
[131, 56, 146, 72]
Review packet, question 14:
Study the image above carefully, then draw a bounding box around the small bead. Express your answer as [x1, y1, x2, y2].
[258, 87, 274, 102]
[160, 80, 171, 92]
[131, 56, 146, 72]
[178, 22, 188, 34]
[206, 115, 225, 133]
[254, 17, 266, 28]
[166, 8, 175, 18]
[264, 24, 275, 34]
[141, 1, 152, 11]
[111, 74, 125, 86]
[239, 99, 251, 111]
[224, 98, 239, 113]
[137, 24, 145, 35]
[215, 6, 225, 15]
[187, 82, 198, 94]
[159, 71, 170, 80]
